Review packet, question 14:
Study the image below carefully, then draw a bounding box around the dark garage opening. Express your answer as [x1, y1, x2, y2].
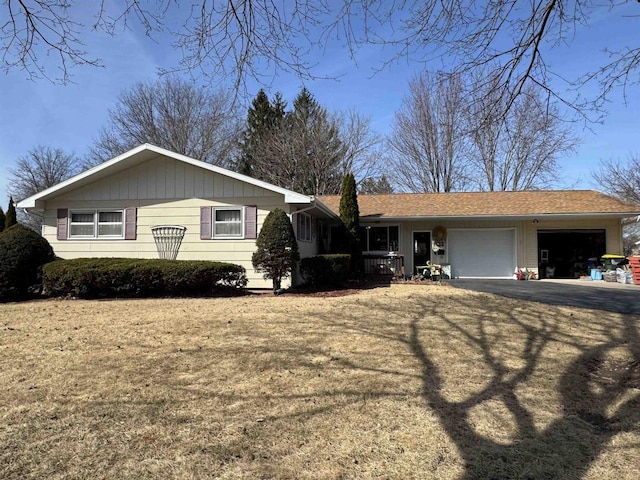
[538, 229, 606, 279]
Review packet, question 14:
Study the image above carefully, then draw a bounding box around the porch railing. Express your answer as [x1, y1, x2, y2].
[363, 254, 405, 278]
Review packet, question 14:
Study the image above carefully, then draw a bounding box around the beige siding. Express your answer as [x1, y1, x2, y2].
[290, 210, 321, 285]
[373, 216, 623, 278]
[43, 196, 296, 289]
[55, 155, 271, 203]
[386, 219, 524, 277]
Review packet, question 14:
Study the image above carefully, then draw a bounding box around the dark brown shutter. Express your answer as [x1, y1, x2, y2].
[57, 209, 68, 240]
[124, 207, 137, 240]
[200, 206, 212, 239]
[245, 206, 257, 239]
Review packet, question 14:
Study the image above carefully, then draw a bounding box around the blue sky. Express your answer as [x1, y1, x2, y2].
[0, 3, 638, 203]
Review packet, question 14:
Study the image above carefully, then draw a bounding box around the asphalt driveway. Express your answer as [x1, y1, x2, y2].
[449, 279, 640, 315]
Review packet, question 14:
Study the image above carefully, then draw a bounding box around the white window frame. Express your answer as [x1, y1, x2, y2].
[213, 206, 244, 239]
[297, 212, 312, 242]
[68, 209, 125, 239]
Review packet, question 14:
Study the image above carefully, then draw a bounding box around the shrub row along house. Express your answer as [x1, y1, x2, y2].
[18, 144, 640, 287]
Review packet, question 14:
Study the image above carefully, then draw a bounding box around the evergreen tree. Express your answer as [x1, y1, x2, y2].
[289, 88, 345, 194]
[238, 89, 285, 177]
[359, 176, 394, 194]
[339, 173, 359, 239]
[339, 173, 361, 274]
[252, 208, 300, 293]
[245, 87, 347, 195]
[0, 207, 5, 233]
[5, 197, 17, 229]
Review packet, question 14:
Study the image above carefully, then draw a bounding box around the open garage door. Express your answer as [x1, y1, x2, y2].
[538, 229, 606, 278]
[448, 229, 516, 278]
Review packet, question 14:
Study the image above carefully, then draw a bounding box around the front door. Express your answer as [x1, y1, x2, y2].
[413, 231, 431, 275]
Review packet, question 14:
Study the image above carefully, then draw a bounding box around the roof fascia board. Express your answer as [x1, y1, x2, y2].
[18, 143, 311, 209]
[17, 144, 150, 209]
[360, 212, 640, 222]
[311, 197, 340, 220]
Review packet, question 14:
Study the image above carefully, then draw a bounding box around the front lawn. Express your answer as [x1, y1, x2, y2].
[1, 285, 639, 479]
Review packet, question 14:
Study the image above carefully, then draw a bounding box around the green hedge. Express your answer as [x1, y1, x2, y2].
[42, 258, 247, 298]
[299, 254, 351, 287]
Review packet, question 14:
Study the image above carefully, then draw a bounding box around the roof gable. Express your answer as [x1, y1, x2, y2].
[18, 144, 312, 209]
[316, 191, 640, 218]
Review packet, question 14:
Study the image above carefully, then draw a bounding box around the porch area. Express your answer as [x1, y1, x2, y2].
[363, 253, 405, 278]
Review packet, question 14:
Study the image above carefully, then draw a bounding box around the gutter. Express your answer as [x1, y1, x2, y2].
[359, 212, 640, 222]
[310, 197, 341, 220]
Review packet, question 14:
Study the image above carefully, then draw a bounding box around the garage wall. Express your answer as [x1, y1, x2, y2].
[522, 217, 623, 273]
[394, 219, 526, 277]
[389, 216, 623, 278]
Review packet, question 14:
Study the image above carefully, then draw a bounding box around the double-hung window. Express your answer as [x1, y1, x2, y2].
[213, 207, 243, 238]
[69, 210, 124, 239]
[297, 212, 312, 242]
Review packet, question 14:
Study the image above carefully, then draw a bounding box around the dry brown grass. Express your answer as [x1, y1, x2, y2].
[1, 284, 639, 479]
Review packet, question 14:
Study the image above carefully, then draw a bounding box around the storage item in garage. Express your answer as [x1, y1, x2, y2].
[602, 271, 617, 282]
[616, 268, 629, 284]
[601, 254, 626, 271]
[590, 269, 602, 280]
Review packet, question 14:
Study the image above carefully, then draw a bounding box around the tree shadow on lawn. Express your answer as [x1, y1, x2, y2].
[44, 289, 637, 479]
[325, 293, 640, 479]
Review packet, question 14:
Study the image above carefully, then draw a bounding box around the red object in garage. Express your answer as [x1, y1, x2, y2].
[630, 257, 640, 285]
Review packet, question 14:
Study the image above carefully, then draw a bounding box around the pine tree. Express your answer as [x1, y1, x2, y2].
[339, 173, 361, 274]
[252, 208, 300, 292]
[0, 207, 5, 233]
[238, 89, 285, 177]
[5, 197, 17, 229]
[287, 88, 345, 194]
[359, 176, 394, 194]
[339, 173, 359, 238]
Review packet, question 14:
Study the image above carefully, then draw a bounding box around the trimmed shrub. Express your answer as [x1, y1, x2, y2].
[252, 208, 299, 292]
[0, 224, 56, 300]
[42, 258, 247, 299]
[300, 254, 351, 288]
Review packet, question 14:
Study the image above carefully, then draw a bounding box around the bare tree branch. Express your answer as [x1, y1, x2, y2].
[388, 72, 470, 193]
[87, 76, 241, 168]
[8, 145, 80, 228]
[2, 1, 638, 119]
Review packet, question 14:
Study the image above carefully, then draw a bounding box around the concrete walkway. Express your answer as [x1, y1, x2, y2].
[449, 278, 640, 315]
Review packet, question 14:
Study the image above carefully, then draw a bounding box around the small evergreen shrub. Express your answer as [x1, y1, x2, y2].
[252, 208, 299, 292]
[5, 197, 17, 229]
[0, 224, 56, 300]
[42, 258, 247, 298]
[300, 254, 351, 287]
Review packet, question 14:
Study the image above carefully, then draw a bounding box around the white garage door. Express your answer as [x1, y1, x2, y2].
[448, 229, 516, 278]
